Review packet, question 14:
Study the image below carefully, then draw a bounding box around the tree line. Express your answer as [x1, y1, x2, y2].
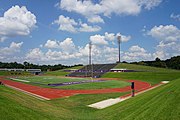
[0, 56, 179, 71]
[130, 56, 180, 70]
[0, 61, 83, 71]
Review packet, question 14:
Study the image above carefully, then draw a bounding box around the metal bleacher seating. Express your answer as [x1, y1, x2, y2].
[67, 63, 117, 78]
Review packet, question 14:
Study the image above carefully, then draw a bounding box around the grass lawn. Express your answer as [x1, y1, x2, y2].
[114, 63, 178, 72]
[55, 80, 130, 90]
[15, 76, 130, 89]
[17, 76, 90, 84]
[0, 85, 127, 120]
[43, 71, 69, 76]
[44, 65, 83, 76]
[0, 78, 180, 120]
[94, 78, 180, 120]
[103, 63, 180, 85]
[1, 64, 180, 119]
[103, 71, 180, 85]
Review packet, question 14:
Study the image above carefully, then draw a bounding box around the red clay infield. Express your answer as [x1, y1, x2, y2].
[0, 76, 152, 100]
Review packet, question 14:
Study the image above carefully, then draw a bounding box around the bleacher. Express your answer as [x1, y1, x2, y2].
[67, 63, 117, 78]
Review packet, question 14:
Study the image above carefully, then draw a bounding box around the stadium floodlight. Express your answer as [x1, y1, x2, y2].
[89, 41, 92, 65]
[117, 35, 121, 63]
[89, 41, 94, 78]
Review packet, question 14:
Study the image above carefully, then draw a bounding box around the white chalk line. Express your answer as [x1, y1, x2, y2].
[10, 78, 30, 83]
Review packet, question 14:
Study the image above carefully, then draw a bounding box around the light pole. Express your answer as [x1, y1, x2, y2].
[89, 41, 92, 65]
[89, 42, 93, 78]
[117, 36, 121, 63]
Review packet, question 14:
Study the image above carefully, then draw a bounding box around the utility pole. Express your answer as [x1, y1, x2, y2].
[117, 36, 121, 63]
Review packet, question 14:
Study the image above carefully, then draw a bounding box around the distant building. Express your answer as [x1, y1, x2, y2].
[110, 68, 127, 72]
[110, 68, 135, 72]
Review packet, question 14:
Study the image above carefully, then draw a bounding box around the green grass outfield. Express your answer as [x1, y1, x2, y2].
[103, 63, 180, 85]
[56, 80, 129, 90]
[0, 78, 180, 120]
[15, 76, 130, 89]
[17, 76, 90, 83]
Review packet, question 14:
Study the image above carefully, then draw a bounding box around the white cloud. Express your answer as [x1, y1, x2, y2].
[0, 36, 7, 42]
[137, 0, 163, 10]
[60, 0, 162, 23]
[100, 0, 141, 16]
[116, 33, 131, 42]
[25, 32, 132, 64]
[44, 40, 59, 48]
[170, 13, 180, 21]
[43, 38, 77, 53]
[53, 15, 78, 33]
[105, 32, 115, 41]
[123, 45, 152, 61]
[90, 34, 108, 45]
[78, 44, 89, 57]
[9, 42, 153, 65]
[88, 15, 104, 23]
[45, 50, 76, 60]
[148, 25, 180, 59]
[153, 51, 166, 59]
[2, 31, 132, 65]
[89, 32, 131, 46]
[25, 38, 118, 65]
[129, 45, 146, 52]
[26, 48, 45, 61]
[0, 5, 36, 41]
[79, 23, 101, 32]
[0, 42, 23, 56]
[59, 38, 76, 53]
[53, 15, 101, 33]
[25, 42, 153, 65]
[60, 0, 103, 23]
[147, 25, 180, 42]
[99, 32, 131, 42]
[26, 47, 79, 64]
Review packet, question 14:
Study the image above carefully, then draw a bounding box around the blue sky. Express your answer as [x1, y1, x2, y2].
[0, 0, 180, 65]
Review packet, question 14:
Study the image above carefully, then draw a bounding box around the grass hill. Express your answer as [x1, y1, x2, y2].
[0, 64, 180, 120]
[103, 63, 180, 85]
[44, 65, 83, 76]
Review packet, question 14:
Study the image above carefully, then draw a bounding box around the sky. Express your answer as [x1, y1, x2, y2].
[0, 0, 180, 65]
